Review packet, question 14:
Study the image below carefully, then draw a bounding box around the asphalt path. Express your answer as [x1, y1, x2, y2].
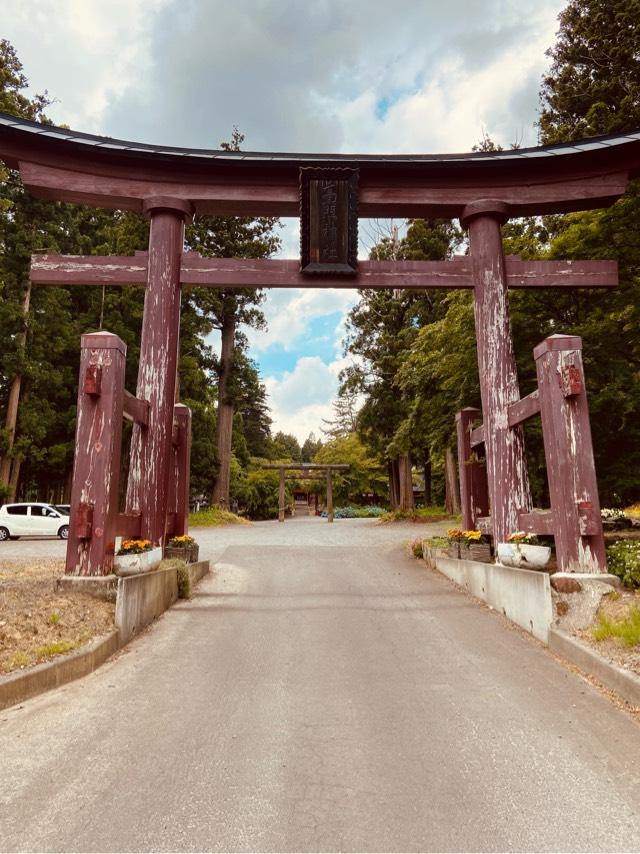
[1, 517, 640, 852]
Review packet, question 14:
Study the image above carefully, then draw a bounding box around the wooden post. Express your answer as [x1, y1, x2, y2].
[66, 332, 126, 576]
[462, 202, 532, 544]
[173, 403, 192, 537]
[126, 198, 191, 546]
[456, 408, 489, 530]
[534, 334, 607, 572]
[278, 467, 285, 523]
[326, 468, 334, 523]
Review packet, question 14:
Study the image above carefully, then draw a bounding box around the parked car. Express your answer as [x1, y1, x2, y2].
[0, 503, 70, 541]
[54, 504, 70, 516]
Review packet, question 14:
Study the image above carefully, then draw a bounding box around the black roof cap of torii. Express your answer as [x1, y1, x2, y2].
[2, 111, 640, 169]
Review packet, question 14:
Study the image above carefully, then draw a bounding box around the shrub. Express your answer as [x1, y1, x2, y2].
[593, 606, 640, 647]
[606, 541, 640, 588]
[177, 563, 192, 599]
[410, 538, 423, 558]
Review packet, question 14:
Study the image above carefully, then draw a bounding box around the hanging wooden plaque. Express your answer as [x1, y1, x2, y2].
[300, 167, 358, 274]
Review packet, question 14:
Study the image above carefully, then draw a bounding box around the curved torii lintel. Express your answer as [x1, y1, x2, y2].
[1, 112, 640, 218]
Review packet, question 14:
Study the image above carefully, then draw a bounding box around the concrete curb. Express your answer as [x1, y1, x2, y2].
[0, 630, 120, 712]
[549, 627, 640, 707]
[0, 560, 212, 712]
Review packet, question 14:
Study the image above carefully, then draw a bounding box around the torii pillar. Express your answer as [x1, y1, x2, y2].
[126, 198, 193, 546]
[462, 201, 532, 544]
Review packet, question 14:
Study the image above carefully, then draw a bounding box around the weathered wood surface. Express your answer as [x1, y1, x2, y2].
[172, 404, 192, 538]
[66, 333, 126, 576]
[466, 207, 532, 544]
[326, 469, 334, 523]
[534, 335, 606, 572]
[16, 158, 630, 218]
[126, 207, 185, 546]
[279, 468, 286, 524]
[507, 390, 541, 427]
[456, 408, 489, 531]
[122, 390, 149, 426]
[30, 254, 618, 291]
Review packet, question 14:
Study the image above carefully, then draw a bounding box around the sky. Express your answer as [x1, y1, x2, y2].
[3, 0, 566, 441]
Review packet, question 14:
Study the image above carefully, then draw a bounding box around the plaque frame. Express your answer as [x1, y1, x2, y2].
[299, 167, 359, 275]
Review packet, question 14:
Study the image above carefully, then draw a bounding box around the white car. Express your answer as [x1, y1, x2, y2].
[0, 503, 70, 541]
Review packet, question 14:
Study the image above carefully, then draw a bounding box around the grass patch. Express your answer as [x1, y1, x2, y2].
[593, 605, 640, 647]
[378, 506, 457, 524]
[48, 611, 61, 625]
[189, 507, 250, 527]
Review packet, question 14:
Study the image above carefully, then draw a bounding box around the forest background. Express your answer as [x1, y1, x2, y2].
[1, 0, 639, 519]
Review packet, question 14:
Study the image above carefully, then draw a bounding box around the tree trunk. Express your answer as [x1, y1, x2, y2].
[0, 281, 31, 490]
[423, 450, 432, 506]
[444, 447, 461, 515]
[211, 313, 236, 507]
[398, 452, 414, 512]
[388, 459, 400, 509]
[8, 455, 22, 502]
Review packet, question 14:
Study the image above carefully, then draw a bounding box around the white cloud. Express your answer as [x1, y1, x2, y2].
[266, 355, 356, 441]
[248, 287, 358, 353]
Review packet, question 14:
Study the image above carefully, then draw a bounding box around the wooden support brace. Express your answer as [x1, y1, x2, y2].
[66, 332, 126, 576]
[534, 334, 607, 572]
[456, 408, 489, 531]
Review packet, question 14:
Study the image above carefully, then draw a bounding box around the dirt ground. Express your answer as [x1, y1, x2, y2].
[0, 558, 114, 675]
[576, 588, 640, 677]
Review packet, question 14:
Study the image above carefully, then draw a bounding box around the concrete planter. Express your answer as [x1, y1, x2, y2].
[447, 544, 460, 559]
[497, 542, 551, 569]
[114, 546, 163, 577]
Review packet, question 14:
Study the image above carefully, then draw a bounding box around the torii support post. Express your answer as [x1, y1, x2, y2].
[172, 403, 192, 537]
[462, 202, 532, 544]
[534, 335, 607, 572]
[326, 468, 334, 523]
[278, 468, 286, 523]
[66, 333, 126, 576]
[455, 407, 489, 531]
[126, 199, 192, 546]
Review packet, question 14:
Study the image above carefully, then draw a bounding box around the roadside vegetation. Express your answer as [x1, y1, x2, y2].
[378, 506, 454, 524]
[188, 507, 250, 527]
[0, 559, 114, 674]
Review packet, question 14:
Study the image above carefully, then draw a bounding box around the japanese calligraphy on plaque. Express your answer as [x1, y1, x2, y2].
[300, 167, 358, 274]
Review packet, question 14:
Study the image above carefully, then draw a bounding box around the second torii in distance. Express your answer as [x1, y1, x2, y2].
[261, 463, 349, 523]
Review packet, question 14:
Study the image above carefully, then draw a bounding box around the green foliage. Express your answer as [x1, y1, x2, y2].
[606, 541, 640, 588]
[593, 605, 640, 647]
[313, 433, 387, 504]
[188, 507, 250, 527]
[176, 563, 192, 599]
[378, 506, 452, 524]
[269, 431, 301, 462]
[539, 0, 640, 143]
[410, 538, 424, 558]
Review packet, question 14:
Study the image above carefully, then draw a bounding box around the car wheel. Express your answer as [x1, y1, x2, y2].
[58, 525, 69, 540]
[0, 527, 9, 542]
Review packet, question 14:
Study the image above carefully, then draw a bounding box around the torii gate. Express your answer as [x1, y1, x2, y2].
[262, 463, 349, 522]
[1, 113, 637, 573]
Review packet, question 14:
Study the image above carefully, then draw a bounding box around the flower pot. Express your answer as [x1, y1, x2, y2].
[497, 542, 551, 569]
[165, 545, 190, 562]
[447, 543, 460, 559]
[190, 543, 199, 563]
[114, 546, 163, 576]
[469, 543, 491, 563]
[459, 544, 471, 561]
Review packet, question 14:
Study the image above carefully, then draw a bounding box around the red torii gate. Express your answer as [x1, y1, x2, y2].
[1, 113, 637, 575]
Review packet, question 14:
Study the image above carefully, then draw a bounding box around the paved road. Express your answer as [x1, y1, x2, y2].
[2, 517, 640, 852]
